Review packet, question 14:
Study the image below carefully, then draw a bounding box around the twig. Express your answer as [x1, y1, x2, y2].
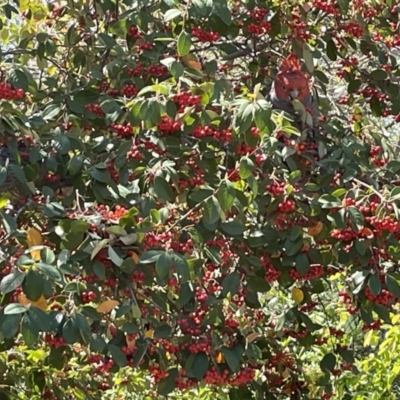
[353, 177, 387, 203]
[126, 280, 146, 338]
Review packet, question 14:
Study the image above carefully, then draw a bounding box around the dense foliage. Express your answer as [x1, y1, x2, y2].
[1, 0, 400, 399]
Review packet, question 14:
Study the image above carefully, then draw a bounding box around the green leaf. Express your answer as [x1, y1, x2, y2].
[4, 303, 27, 315]
[239, 156, 255, 179]
[0, 271, 25, 294]
[98, 33, 118, 49]
[303, 44, 314, 73]
[133, 340, 149, 367]
[158, 368, 178, 396]
[22, 270, 44, 301]
[214, 3, 232, 25]
[347, 206, 364, 230]
[164, 9, 182, 22]
[177, 31, 192, 57]
[247, 276, 270, 293]
[36, 263, 62, 282]
[9, 69, 29, 91]
[140, 250, 164, 264]
[90, 167, 111, 184]
[153, 176, 175, 202]
[318, 194, 342, 208]
[222, 271, 240, 297]
[203, 196, 221, 225]
[171, 252, 189, 281]
[185, 352, 209, 380]
[386, 275, 400, 297]
[368, 275, 381, 296]
[108, 344, 128, 367]
[2, 314, 21, 339]
[21, 315, 38, 347]
[169, 61, 185, 80]
[154, 324, 172, 339]
[295, 253, 310, 276]
[320, 353, 336, 372]
[221, 345, 242, 373]
[326, 40, 337, 61]
[218, 180, 236, 211]
[220, 220, 245, 236]
[370, 69, 387, 81]
[156, 252, 172, 279]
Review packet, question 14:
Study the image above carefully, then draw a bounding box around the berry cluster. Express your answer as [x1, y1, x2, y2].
[112, 123, 134, 138]
[0, 82, 24, 100]
[157, 116, 182, 135]
[343, 22, 364, 38]
[247, 22, 271, 35]
[137, 42, 153, 51]
[331, 228, 358, 241]
[312, 0, 339, 14]
[127, 26, 142, 40]
[96, 204, 128, 221]
[127, 63, 144, 76]
[120, 84, 139, 97]
[85, 103, 105, 116]
[147, 64, 167, 77]
[290, 265, 324, 281]
[191, 27, 219, 43]
[43, 333, 67, 348]
[361, 320, 382, 331]
[365, 286, 395, 305]
[278, 199, 296, 213]
[366, 215, 400, 233]
[288, 12, 312, 40]
[81, 290, 97, 303]
[266, 181, 285, 196]
[173, 91, 202, 112]
[191, 125, 233, 142]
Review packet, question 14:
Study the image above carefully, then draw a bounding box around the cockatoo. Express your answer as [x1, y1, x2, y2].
[268, 53, 319, 131]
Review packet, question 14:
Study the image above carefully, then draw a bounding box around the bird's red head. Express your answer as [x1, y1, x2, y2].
[273, 53, 311, 101]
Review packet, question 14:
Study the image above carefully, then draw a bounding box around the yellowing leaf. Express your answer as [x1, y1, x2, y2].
[18, 293, 47, 311]
[392, 314, 400, 325]
[131, 251, 139, 263]
[215, 352, 225, 363]
[281, 368, 290, 378]
[307, 221, 323, 237]
[145, 329, 154, 338]
[27, 227, 43, 261]
[96, 299, 119, 313]
[291, 287, 304, 304]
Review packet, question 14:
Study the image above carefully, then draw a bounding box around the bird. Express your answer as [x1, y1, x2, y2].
[0, 138, 75, 201]
[267, 53, 319, 132]
[266, 54, 324, 174]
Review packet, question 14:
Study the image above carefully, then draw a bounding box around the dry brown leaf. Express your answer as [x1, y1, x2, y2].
[96, 299, 119, 313]
[18, 293, 47, 311]
[27, 227, 43, 261]
[360, 227, 374, 239]
[182, 54, 202, 70]
[307, 221, 323, 237]
[246, 332, 260, 343]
